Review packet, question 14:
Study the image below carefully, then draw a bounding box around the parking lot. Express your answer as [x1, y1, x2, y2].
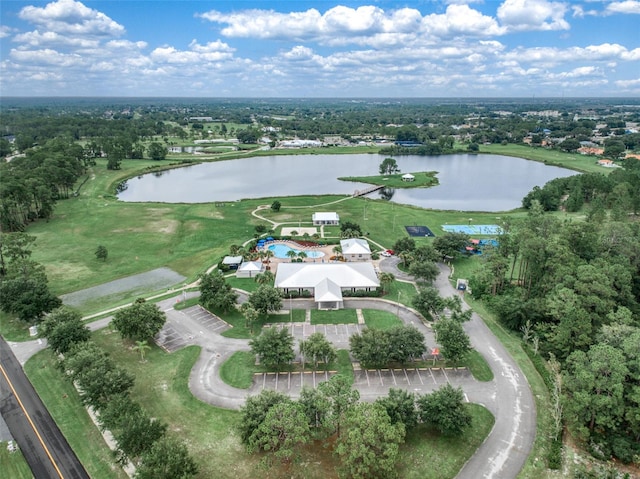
[155, 304, 230, 352]
[251, 366, 472, 396]
[268, 322, 364, 349]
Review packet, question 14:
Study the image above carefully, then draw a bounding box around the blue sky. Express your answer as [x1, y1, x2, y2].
[1, 0, 638, 97]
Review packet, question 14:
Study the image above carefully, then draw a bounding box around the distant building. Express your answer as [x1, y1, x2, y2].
[340, 238, 371, 262]
[402, 173, 415, 182]
[312, 212, 339, 226]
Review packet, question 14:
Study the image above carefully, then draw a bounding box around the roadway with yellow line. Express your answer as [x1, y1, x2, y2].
[0, 336, 89, 479]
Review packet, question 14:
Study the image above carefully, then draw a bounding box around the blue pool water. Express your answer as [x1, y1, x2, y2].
[267, 244, 325, 259]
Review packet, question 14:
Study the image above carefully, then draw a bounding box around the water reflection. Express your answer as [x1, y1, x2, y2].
[117, 153, 575, 212]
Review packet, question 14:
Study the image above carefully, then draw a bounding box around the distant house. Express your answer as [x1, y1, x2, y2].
[222, 255, 243, 270]
[597, 159, 615, 167]
[402, 173, 415, 182]
[275, 263, 379, 309]
[340, 238, 371, 262]
[236, 261, 265, 278]
[312, 212, 339, 226]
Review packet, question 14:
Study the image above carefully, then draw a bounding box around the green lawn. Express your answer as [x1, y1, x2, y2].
[338, 171, 439, 189]
[0, 443, 33, 479]
[398, 404, 495, 479]
[219, 351, 256, 389]
[311, 309, 357, 324]
[480, 143, 611, 174]
[0, 311, 33, 342]
[363, 309, 403, 329]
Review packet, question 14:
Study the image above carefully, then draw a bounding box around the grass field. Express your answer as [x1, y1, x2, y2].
[479, 143, 612, 174]
[337, 171, 439, 188]
[0, 442, 33, 479]
[311, 309, 358, 324]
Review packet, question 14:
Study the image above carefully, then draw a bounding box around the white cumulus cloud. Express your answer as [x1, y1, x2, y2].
[605, 1, 640, 14]
[497, 0, 570, 31]
[19, 0, 125, 37]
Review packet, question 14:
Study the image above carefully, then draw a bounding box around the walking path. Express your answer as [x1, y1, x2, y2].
[6, 259, 535, 479]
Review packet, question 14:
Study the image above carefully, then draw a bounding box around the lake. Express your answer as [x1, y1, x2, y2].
[117, 153, 576, 211]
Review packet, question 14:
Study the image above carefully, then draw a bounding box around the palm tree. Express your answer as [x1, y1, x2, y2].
[263, 249, 274, 264]
[378, 272, 395, 293]
[133, 340, 151, 362]
[297, 251, 307, 262]
[286, 249, 298, 262]
[332, 245, 342, 257]
[255, 271, 274, 285]
[290, 230, 299, 237]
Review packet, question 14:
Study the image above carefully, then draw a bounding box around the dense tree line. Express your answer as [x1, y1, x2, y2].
[471, 196, 640, 463]
[0, 138, 90, 231]
[240, 376, 471, 477]
[522, 159, 640, 214]
[0, 232, 60, 322]
[38, 303, 197, 478]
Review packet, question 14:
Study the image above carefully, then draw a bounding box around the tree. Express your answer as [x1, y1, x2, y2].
[0, 268, 61, 322]
[433, 318, 471, 362]
[247, 401, 310, 463]
[39, 306, 90, 355]
[299, 386, 331, 432]
[340, 221, 362, 236]
[240, 302, 260, 334]
[409, 260, 439, 283]
[112, 299, 166, 342]
[318, 374, 360, 437]
[250, 326, 295, 370]
[63, 343, 135, 409]
[237, 128, 260, 144]
[387, 326, 426, 363]
[239, 390, 291, 444]
[199, 271, 238, 313]
[113, 408, 167, 465]
[433, 232, 470, 259]
[350, 328, 391, 368]
[248, 285, 282, 318]
[375, 388, 418, 430]
[136, 436, 198, 479]
[133, 340, 151, 362]
[270, 200, 281, 212]
[95, 245, 108, 262]
[392, 237, 416, 255]
[335, 402, 405, 479]
[412, 286, 446, 320]
[563, 343, 628, 441]
[378, 271, 395, 293]
[299, 332, 337, 369]
[147, 142, 166, 161]
[558, 138, 581, 152]
[254, 270, 274, 285]
[286, 249, 298, 262]
[417, 384, 472, 436]
[379, 157, 400, 175]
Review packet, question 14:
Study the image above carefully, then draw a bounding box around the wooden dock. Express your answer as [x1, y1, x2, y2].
[353, 185, 384, 197]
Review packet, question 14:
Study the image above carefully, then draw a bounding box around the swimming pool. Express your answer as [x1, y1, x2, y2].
[267, 243, 325, 259]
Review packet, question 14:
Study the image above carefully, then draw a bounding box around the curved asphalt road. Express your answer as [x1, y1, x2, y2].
[7, 260, 535, 479]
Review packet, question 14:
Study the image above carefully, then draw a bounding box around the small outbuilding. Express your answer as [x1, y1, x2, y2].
[236, 261, 265, 278]
[340, 238, 371, 261]
[402, 173, 415, 182]
[312, 212, 340, 226]
[222, 255, 243, 270]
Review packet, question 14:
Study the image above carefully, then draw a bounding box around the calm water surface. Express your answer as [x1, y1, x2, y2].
[117, 153, 575, 211]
